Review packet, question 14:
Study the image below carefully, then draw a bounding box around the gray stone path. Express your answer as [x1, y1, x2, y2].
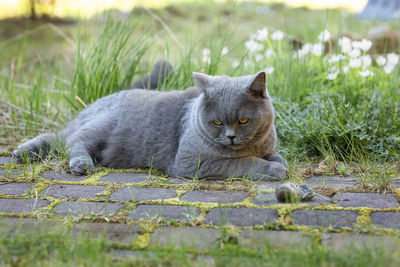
[1, 154, 400, 252]
[291, 210, 358, 228]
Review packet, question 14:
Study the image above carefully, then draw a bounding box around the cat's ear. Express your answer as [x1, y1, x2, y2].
[193, 72, 212, 93]
[247, 71, 267, 98]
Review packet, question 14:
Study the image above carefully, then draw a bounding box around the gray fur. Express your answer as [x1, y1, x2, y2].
[13, 69, 287, 180]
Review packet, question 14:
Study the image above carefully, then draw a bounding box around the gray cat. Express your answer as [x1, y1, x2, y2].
[13, 63, 287, 180]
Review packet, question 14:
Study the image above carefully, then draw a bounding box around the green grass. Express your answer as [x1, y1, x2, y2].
[1, 219, 400, 267]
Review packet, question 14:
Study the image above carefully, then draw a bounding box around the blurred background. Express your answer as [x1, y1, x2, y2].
[0, 1, 369, 19]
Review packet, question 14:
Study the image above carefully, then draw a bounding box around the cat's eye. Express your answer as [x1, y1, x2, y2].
[212, 120, 223, 126]
[238, 118, 249, 124]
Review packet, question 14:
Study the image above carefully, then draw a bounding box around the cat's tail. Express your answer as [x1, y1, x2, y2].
[131, 60, 174, 90]
[12, 133, 63, 163]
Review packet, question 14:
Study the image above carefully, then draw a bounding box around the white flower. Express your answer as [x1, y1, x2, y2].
[360, 39, 373, 51]
[294, 43, 313, 58]
[358, 70, 374, 77]
[302, 43, 313, 53]
[342, 66, 349, 73]
[361, 55, 372, 68]
[338, 36, 352, 54]
[255, 54, 264, 62]
[312, 43, 323, 56]
[264, 48, 274, 58]
[297, 43, 313, 57]
[202, 48, 210, 56]
[265, 66, 275, 74]
[387, 53, 399, 66]
[271, 30, 284, 41]
[202, 48, 211, 63]
[318, 30, 331, 42]
[232, 60, 240, 68]
[221, 47, 229, 56]
[349, 49, 361, 58]
[384, 64, 395, 74]
[245, 39, 263, 53]
[376, 56, 386, 66]
[328, 66, 338, 72]
[326, 71, 339, 80]
[352, 41, 362, 50]
[349, 58, 362, 68]
[328, 54, 346, 64]
[253, 27, 268, 41]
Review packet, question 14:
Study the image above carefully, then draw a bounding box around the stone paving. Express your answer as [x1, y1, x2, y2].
[1, 153, 400, 253]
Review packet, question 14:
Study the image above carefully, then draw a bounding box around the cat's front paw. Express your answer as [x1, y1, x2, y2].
[265, 153, 288, 168]
[69, 156, 94, 175]
[265, 161, 287, 180]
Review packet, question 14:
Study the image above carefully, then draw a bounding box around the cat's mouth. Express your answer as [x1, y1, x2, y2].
[215, 137, 246, 148]
[229, 140, 244, 148]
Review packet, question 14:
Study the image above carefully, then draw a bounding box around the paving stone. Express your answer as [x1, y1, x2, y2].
[128, 205, 200, 221]
[0, 198, 50, 213]
[238, 230, 312, 250]
[322, 233, 400, 253]
[255, 181, 281, 191]
[42, 184, 105, 199]
[73, 222, 141, 245]
[180, 190, 249, 203]
[291, 210, 358, 228]
[100, 172, 155, 183]
[205, 207, 278, 226]
[333, 193, 399, 208]
[52, 201, 124, 216]
[252, 193, 331, 207]
[0, 157, 14, 165]
[150, 227, 220, 250]
[110, 187, 177, 202]
[0, 182, 32, 196]
[39, 171, 87, 181]
[371, 211, 400, 228]
[392, 178, 400, 188]
[0, 168, 23, 178]
[304, 176, 359, 188]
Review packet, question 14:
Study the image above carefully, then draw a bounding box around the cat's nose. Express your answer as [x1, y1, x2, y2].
[227, 135, 236, 141]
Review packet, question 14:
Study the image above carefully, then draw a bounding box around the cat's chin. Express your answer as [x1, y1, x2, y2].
[225, 143, 245, 150]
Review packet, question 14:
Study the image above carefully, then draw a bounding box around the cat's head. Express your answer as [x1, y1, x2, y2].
[193, 71, 274, 149]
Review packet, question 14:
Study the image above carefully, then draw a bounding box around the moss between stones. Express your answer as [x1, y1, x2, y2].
[357, 208, 372, 226]
[133, 233, 151, 249]
[82, 170, 112, 183]
[3, 164, 400, 239]
[175, 189, 190, 197]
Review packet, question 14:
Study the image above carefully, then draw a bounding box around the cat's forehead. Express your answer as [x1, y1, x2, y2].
[205, 86, 258, 111]
[206, 75, 254, 95]
[212, 75, 252, 86]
